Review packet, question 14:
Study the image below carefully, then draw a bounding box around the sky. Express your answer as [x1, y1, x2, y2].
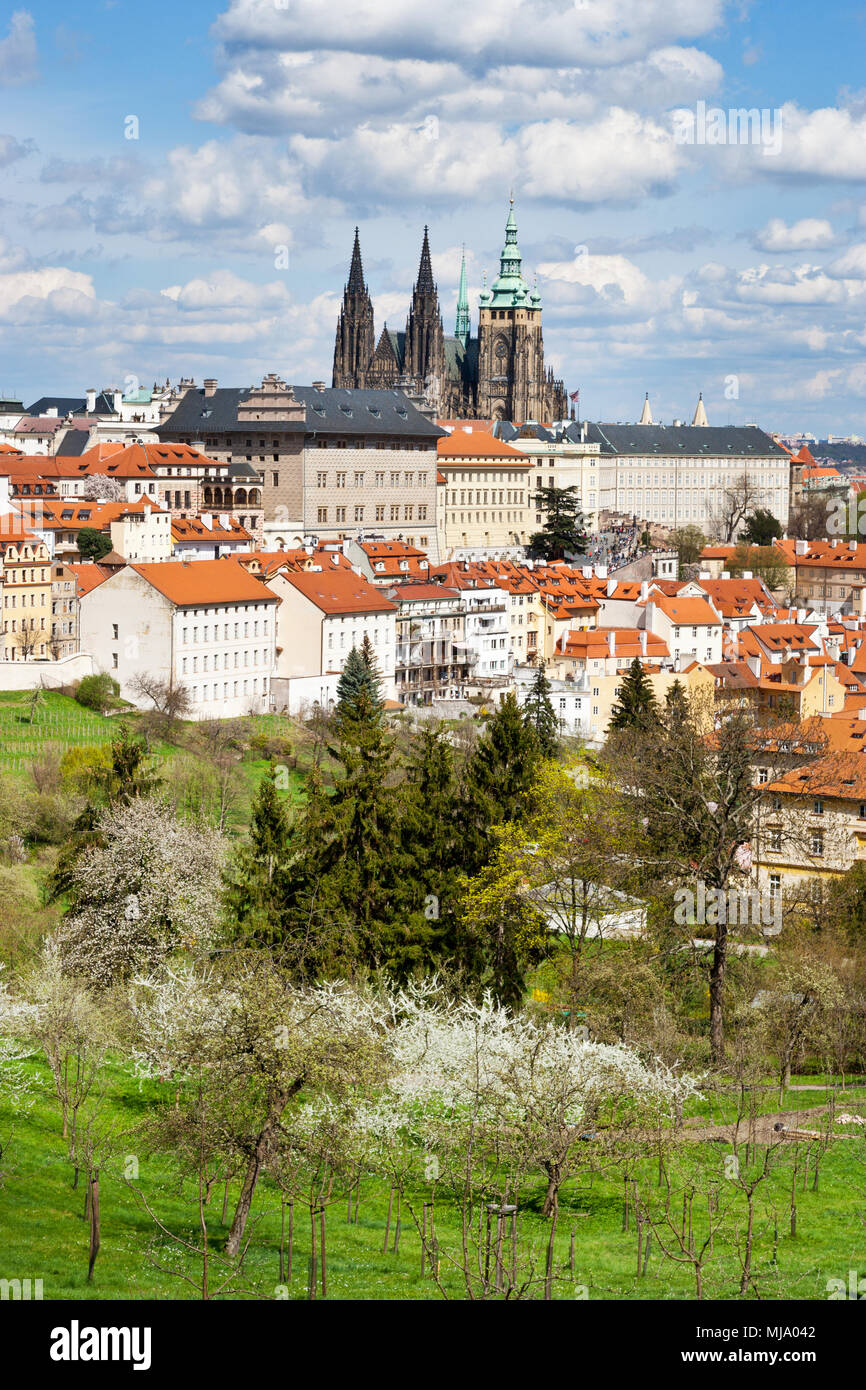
[1, 0, 865, 436]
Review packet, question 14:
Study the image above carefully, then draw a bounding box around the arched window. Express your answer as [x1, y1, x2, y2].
[248, 489, 261, 507]
[235, 488, 247, 506]
[203, 487, 213, 505]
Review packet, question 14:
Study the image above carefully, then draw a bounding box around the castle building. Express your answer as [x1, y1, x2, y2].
[332, 200, 568, 424]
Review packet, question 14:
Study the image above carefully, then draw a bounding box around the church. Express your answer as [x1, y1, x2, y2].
[332, 199, 569, 423]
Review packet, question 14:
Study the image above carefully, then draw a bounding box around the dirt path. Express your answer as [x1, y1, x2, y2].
[683, 1104, 838, 1146]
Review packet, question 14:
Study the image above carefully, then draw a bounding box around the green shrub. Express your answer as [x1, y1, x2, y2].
[75, 673, 120, 714]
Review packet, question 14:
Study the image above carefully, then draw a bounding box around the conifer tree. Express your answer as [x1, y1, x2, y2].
[521, 661, 559, 757]
[334, 636, 383, 731]
[399, 725, 464, 962]
[608, 658, 659, 732]
[460, 692, 540, 873]
[223, 763, 294, 944]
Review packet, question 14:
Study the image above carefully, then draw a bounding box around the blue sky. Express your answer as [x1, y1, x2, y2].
[1, 0, 865, 435]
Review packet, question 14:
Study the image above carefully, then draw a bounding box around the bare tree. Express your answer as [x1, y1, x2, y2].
[707, 474, 763, 544]
[130, 672, 191, 736]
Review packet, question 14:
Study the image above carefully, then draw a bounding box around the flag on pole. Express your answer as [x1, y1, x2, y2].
[570, 389, 580, 402]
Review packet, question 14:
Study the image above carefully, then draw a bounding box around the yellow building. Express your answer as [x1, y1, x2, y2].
[437, 429, 534, 556]
[755, 752, 866, 899]
[1, 531, 53, 660]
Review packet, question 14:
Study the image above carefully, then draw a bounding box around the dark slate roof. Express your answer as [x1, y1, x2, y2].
[27, 393, 118, 418]
[385, 329, 406, 368]
[27, 396, 85, 417]
[444, 335, 478, 383]
[58, 428, 93, 457]
[585, 422, 788, 458]
[158, 385, 444, 440]
[293, 386, 444, 438]
[495, 420, 786, 457]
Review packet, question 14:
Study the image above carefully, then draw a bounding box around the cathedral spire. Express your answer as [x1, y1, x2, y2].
[347, 226, 366, 293]
[415, 225, 435, 294]
[639, 392, 653, 425]
[455, 244, 470, 347]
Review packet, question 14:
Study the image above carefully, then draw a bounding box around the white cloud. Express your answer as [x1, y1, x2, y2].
[752, 217, 838, 252]
[0, 10, 38, 86]
[0, 266, 94, 319]
[212, 0, 726, 70]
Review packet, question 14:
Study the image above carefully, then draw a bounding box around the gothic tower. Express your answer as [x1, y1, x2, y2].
[332, 227, 375, 389]
[477, 198, 566, 422]
[404, 226, 446, 402]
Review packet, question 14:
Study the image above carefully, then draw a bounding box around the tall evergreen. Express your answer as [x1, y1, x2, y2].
[334, 636, 383, 731]
[399, 725, 464, 963]
[521, 661, 559, 757]
[609, 658, 659, 732]
[223, 763, 295, 945]
[528, 485, 588, 560]
[460, 692, 540, 871]
[315, 684, 410, 973]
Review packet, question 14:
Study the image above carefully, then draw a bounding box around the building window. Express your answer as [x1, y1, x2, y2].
[810, 832, 824, 857]
[317, 508, 328, 523]
[813, 799, 824, 816]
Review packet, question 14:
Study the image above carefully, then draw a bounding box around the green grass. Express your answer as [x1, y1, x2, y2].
[2, 1058, 864, 1301]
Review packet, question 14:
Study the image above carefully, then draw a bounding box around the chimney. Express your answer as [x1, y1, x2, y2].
[607, 631, 616, 656]
[742, 570, 753, 580]
[721, 570, 730, 580]
[200, 513, 213, 530]
[582, 565, 592, 579]
[640, 629, 647, 655]
[795, 539, 809, 556]
[111, 390, 122, 413]
[312, 381, 326, 392]
[606, 578, 616, 597]
[46, 407, 58, 418]
[640, 580, 648, 602]
[86, 388, 96, 413]
[849, 540, 857, 552]
[203, 378, 218, 398]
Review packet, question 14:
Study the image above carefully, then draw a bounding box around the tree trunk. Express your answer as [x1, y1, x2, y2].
[87, 1170, 100, 1283]
[709, 923, 728, 1066]
[225, 1079, 304, 1258]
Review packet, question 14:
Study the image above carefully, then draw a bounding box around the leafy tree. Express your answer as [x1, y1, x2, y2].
[521, 662, 559, 757]
[671, 525, 707, 572]
[48, 728, 160, 901]
[529, 485, 588, 560]
[742, 507, 782, 546]
[77, 528, 113, 562]
[609, 658, 659, 732]
[75, 673, 119, 715]
[728, 543, 791, 591]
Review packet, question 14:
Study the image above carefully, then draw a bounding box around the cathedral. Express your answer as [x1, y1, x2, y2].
[331, 199, 568, 423]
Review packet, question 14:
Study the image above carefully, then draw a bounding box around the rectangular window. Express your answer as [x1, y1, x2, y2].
[317, 507, 328, 523]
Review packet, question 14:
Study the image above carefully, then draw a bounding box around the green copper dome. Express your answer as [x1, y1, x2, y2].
[485, 197, 536, 308]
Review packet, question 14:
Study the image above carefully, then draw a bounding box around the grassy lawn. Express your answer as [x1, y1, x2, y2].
[2, 1056, 864, 1302]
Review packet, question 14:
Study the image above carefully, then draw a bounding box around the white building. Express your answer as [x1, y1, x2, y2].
[266, 564, 397, 699]
[79, 557, 277, 718]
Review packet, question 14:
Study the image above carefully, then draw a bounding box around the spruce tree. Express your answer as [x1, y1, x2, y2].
[399, 725, 464, 963]
[521, 661, 559, 757]
[334, 636, 383, 731]
[609, 658, 659, 732]
[664, 679, 689, 731]
[223, 763, 294, 944]
[315, 683, 410, 973]
[460, 692, 540, 871]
